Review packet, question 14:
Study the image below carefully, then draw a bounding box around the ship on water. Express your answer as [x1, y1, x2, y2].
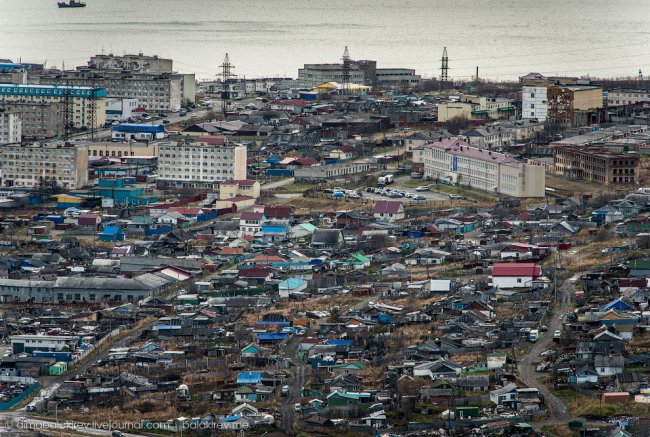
[58, 0, 86, 8]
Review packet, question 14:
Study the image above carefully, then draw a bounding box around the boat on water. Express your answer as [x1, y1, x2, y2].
[58, 0, 86, 8]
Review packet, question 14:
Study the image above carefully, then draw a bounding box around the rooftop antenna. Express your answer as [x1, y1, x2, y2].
[440, 47, 449, 84]
[341, 46, 351, 95]
[219, 53, 236, 116]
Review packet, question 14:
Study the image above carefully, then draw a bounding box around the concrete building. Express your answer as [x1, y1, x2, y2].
[105, 98, 139, 121]
[0, 101, 64, 139]
[0, 83, 107, 130]
[547, 86, 603, 126]
[463, 126, 512, 150]
[88, 53, 174, 73]
[423, 138, 545, 197]
[293, 162, 374, 183]
[0, 142, 89, 189]
[298, 56, 420, 89]
[553, 146, 640, 186]
[10, 334, 78, 354]
[522, 85, 549, 121]
[219, 179, 260, 199]
[78, 140, 159, 158]
[157, 141, 247, 189]
[607, 89, 650, 106]
[0, 274, 173, 303]
[0, 109, 21, 144]
[437, 95, 515, 122]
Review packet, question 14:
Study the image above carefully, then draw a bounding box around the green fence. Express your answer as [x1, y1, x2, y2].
[0, 382, 40, 410]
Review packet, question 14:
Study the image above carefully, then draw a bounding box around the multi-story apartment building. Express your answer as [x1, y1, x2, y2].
[0, 109, 21, 144]
[32, 54, 196, 112]
[607, 89, 650, 106]
[0, 142, 89, 189]
[88, 53, 174, 73]
[298, 55, 420, 89]
[464, 126, 513, 149]
[547, 86, 603, 126]
[0, 101, 64, 139]
[75, 140, 159, 159]
[423, 138, 545, 197]
[0, 83, 106, 130]
[553, 146, 640, 186]
[521, 85, 549, 121]
[157, 141, 247, 189]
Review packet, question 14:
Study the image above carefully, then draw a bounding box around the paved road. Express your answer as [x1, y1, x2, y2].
[518, 276, 573, 423]
[280, 336, 306, 436]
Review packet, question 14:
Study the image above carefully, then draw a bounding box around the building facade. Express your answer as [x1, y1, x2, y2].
[77, 140, 159, 158]
[522, 85, 548, 121]
[423, 138, 545, 197]
[0, 83, 107, 129]
[157, 141, 247, 189]
[0, 109, 21, 144]
[553, 146, 640, 186]
[0, 142, 89, 189]
[0, 101, 64, 139]
[607, 89, 650, 106]
[547, 86, 603, 126]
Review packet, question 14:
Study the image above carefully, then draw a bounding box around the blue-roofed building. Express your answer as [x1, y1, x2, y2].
[112, 123, 165, 141]
[258, 333, 288, 344]
[278, 277, 308, 298]
[601, 298, 634, 312]
[236, 371, 262, 384]
[98, 225, 125, 242]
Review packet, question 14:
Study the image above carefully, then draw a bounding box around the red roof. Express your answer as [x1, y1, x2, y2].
[373, 200, 403, 215]
[238, 267, 271, 278]
[251, 254, 286, 263]
[295, 157, 320, 166]
[221, 247, 245, 255]
[264, 206, 293, 219]
[492, 263, 541, 277]
[196, 135, 229, 145]
[77, 214, 100, 225]
[168, 207, 203, 216]
[240, 212, 265, 221]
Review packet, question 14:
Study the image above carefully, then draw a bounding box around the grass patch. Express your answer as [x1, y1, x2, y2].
[541, 424, 580, 437]
[272, 182, 319, 194]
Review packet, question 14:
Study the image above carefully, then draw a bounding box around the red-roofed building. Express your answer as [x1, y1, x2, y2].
[237, 267, 272, 285]
[490, 262, 542, 289]
[372, 201, 404, 222]
[196, 135, 229, 146]
[240, 211, 266, 236]
[264, 206, 293, 220]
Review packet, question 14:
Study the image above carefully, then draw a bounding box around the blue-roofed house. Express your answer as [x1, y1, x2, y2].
[99, 225, 125, 242]
[218, 414, 252, 429]
[278, 277, 308, 298]
[241, 343, 263, 359]
[237, 371, 262, 385]
[258, 332, 289, 344]
[260, 220, 291, 243]
[601, 298, 634, 312]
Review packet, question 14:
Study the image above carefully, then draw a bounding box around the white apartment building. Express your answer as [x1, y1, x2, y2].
[607, 89, 650, 106]
[105, 98, 139, 121]
[0, 109, 21, 144]
[522, 85, 548, 121]
[157, 141, 247, 189]
[423, 138, 545, 197]
[0, 142, 89, 189]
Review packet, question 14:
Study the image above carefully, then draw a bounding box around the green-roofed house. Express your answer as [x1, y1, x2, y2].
[341, 253, 371, 270]
[327, 390, 373, 408]
[241, 343, 262, 359]
[629, 259, 650, 278]
[331, 361, 365, 376]
[291, 223, 318, 240]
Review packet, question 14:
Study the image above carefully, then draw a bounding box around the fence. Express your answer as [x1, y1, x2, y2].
[0, 381, 39, 411]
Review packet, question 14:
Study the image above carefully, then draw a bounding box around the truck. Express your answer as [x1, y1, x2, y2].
[377, 176, 387, 187]
[529, 329, 539, 343]
[384, 174, 394, 184]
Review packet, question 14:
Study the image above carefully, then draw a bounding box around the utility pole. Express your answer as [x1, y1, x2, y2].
[341, 46, 351, 95]
[219, 53, 236, 117]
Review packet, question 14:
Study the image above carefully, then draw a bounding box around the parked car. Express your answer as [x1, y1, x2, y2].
[413, 195, 426, 200]
[294, 403, 302, 412]
[449, 194, 463, 200]
[416, 186, 430, 191]
[554, 330, 561, 338]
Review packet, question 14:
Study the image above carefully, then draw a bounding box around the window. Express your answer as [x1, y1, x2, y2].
[517, 278, 522, 283]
